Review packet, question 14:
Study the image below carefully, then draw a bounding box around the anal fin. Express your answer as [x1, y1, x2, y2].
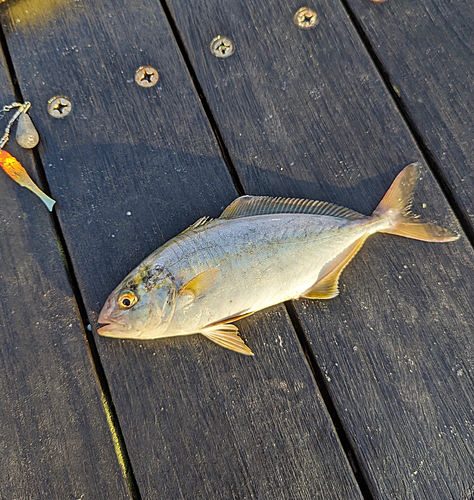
[200, 324, 254, 356]
[302, 235, 369, 300]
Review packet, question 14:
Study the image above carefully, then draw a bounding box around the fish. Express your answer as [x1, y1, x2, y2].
[98, 164, 459, 355]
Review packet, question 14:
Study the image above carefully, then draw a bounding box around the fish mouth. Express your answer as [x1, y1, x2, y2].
[97, 304, 128, 337]
[98, 297, 128, 337]
[97, 318, 128, 337]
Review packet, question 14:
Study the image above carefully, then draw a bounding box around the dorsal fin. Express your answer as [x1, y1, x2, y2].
[219, 195, 365, 221]
[190, 216, 213, 229]
[171, 217, 213, 243]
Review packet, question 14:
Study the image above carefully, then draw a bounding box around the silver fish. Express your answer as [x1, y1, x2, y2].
[98, 164, 458, 355]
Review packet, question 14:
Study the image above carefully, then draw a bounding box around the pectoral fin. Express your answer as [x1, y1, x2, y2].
[302, 235, 369, 299]
[200, 324, 254, 355]
[178, 269, 220, 298]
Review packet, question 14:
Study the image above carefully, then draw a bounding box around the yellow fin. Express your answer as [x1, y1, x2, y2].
[384, 221, 459, 242]
[302, 235, 369, 299]
[373, 163, 459, 242]
[373, 163, 419, 217]
[200, 324, 254, 355]
[178, 269, 220, 297]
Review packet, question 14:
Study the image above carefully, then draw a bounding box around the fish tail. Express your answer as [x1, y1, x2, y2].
[372, 163, 459, 242]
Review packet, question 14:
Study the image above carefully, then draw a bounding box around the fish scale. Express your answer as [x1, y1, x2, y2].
[98, 164, 459, 355]
[173, 215, 359, 320]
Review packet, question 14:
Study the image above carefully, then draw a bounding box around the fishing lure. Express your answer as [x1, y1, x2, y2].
[0, 101, 55, 211]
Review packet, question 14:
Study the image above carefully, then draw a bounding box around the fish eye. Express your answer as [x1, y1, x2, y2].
[118, 290, 138, 309]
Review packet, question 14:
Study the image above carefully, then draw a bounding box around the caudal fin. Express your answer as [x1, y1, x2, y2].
[373, 163, 459, 242]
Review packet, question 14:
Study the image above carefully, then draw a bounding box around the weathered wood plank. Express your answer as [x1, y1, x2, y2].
[0, 54, 130, 499]
[0, 1, 363, 498]
[164, 0, 474, 498]
[344, 0, 474, 226]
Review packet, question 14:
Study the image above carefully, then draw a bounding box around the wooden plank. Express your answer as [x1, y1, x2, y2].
[0, 1, 363, 498]
[164, 0, 474, 498]
[344, 0, 474, 226]
[0, 55, 130, 498]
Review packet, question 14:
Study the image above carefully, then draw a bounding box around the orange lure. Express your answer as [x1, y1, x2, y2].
[0, 150, 55, 211]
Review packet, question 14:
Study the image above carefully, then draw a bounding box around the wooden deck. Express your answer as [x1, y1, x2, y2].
[1, 0, 473, 498]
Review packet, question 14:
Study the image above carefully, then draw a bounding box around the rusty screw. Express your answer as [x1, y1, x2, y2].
[294, 7, 319, 29]
[210, 36, 234, 58]
[135, 66, 159, 87]
[47, 96, 72, 118]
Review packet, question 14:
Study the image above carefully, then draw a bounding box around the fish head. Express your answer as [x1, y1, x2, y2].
[98, 264, 177, 339]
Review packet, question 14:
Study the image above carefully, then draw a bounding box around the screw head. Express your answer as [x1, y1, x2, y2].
[294, 7, 319, 29]
[210, 36, 234, 58]
[135, 66, 159, 87]
[47, 96, 72, 118]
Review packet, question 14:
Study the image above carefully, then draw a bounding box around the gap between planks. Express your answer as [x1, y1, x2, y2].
[158, 0, 378, 497]
[285, 302, 376, 500]
[339, 0, 474, 247]
[157, 0, 245, 197]
[0, 23, 143, 500]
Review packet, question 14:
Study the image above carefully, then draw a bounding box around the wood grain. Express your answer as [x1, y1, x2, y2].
[0, 0, 363, 498]
[344, 0, 474, 226]
[165, 0, 474, 498]
[0, 52, 130, 499]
